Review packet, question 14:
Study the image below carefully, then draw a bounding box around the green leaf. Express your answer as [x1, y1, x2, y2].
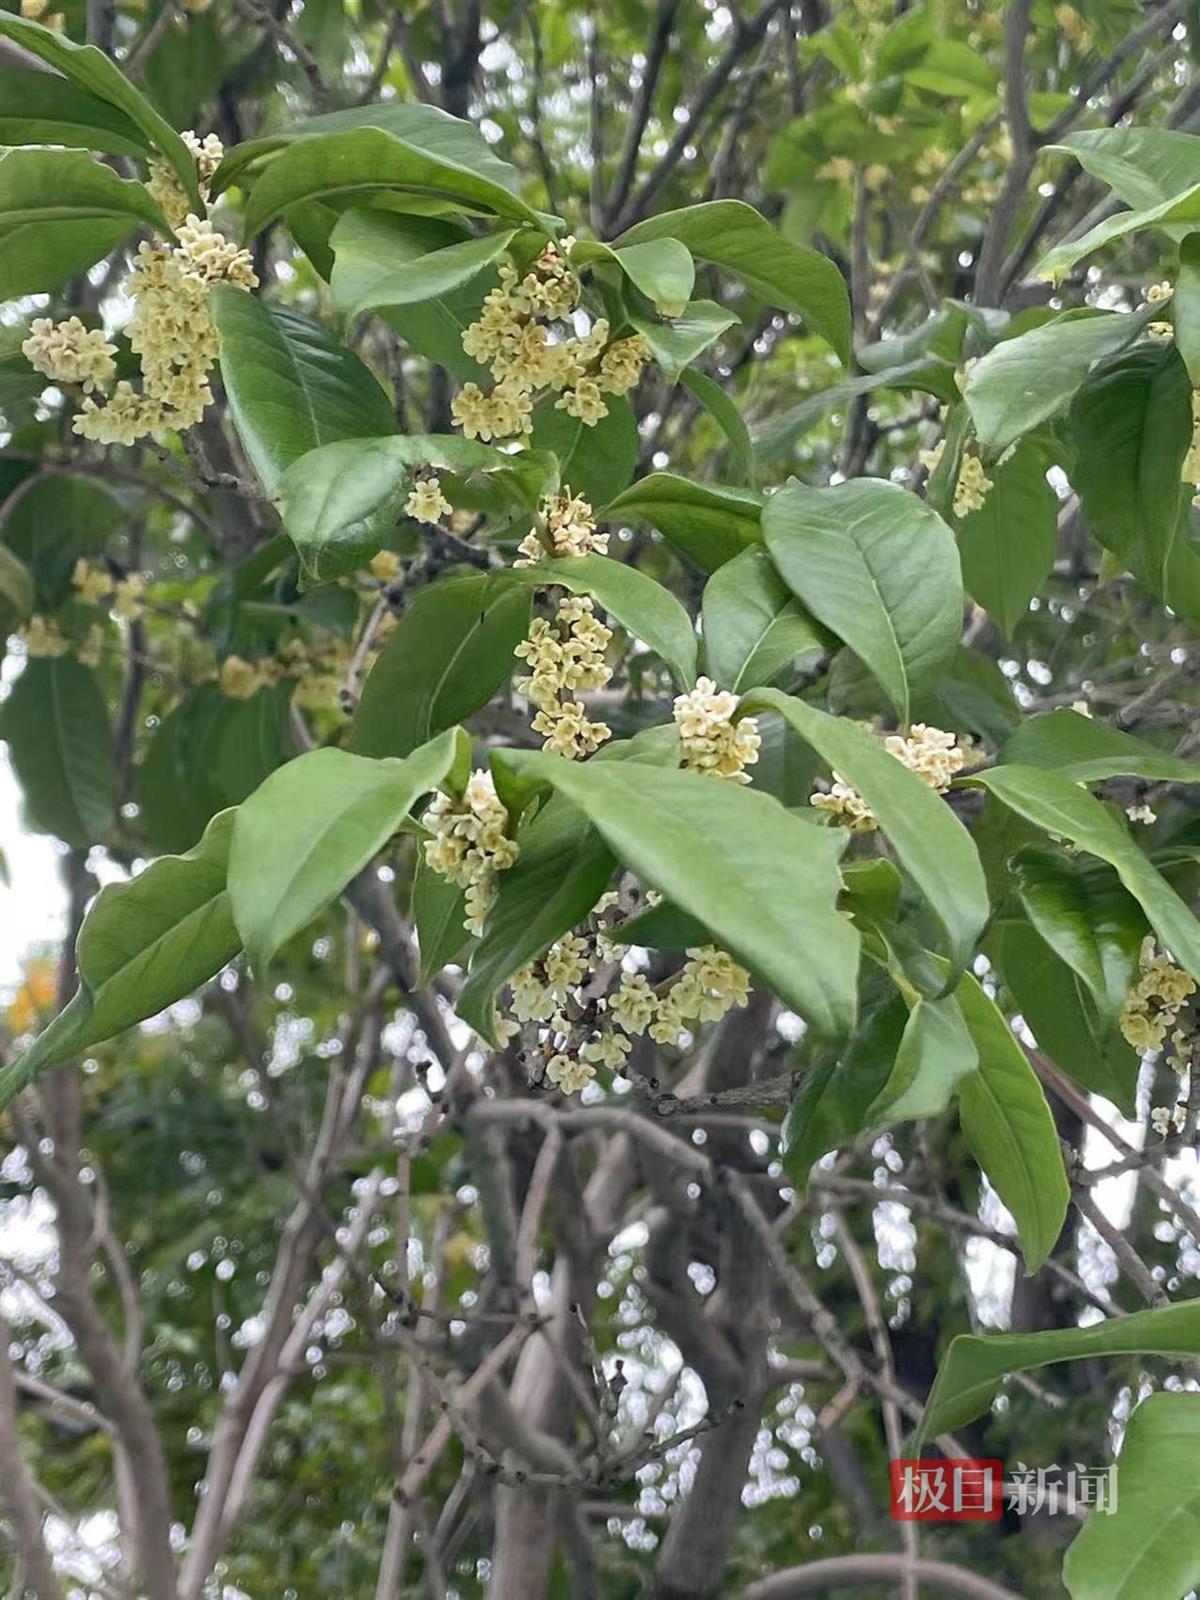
[627, 299, 739, 384]
[762, 477, 962, 724]
[0, 66, 147, 157]
[963, 309, 1151, 456]
[412, 853, 472, 985]
[0, 656, 114, 847]
[1051, 127, 1200, 210]
[1, 474, 124, 609]
[507, 554, 698, 689]
[701, 547, 831, 693]
[607, 898, 712, 951]
[1037, 183, 1200, 279]
[617, 199, 851, 365]
[352, 574, 532, 759]
[213, 100, 524, 199]
[0, 146, 169, 298]
[275, 433, 509, 558]
[332, 223, 518, 318]
[0, 12, 201, 208]
[1003, 707, 1200, 783]
[529, 397, 639, 508]
[782, 992, 909, 1183]
[230, 729, 462, 971]
[1070, 342, 1193, 605]
[965, 763, 1200, 981]
[990, 916, 1139, 1114]
[1175, 232, 1200, 387]
[0, 810, 241, 1109]
[572, 236, 695, 316]
[602, 473, 762, 573]
[0, 542, 34, 633]
[678, 367, 754, 484]
[741, 692, 989, 972]
[957, 435, 1057, 637]
[916, 1299, 1200, 1446]
[1064, 1393, 1200, 1600]
[211, 287, 396, 496]
[240, 124, 545, 238]
[489, 748, 860, 1040]
[954, 972, 1070, 1273]
[868, 995, 978, 1124]
[1010, 845, 1147, 1024]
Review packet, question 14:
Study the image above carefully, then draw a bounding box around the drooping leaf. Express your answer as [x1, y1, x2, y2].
[572, 237, 695, 316]
[0, 66, 148, 157]
[956, 434, 1057, 637]
[741, 692, 989, 973]
[867, 995, 978, 1124]
[954, 972, 1070, 1273]
[0, 12, 201, 207]
[1003, 707, 1200, 783]
[1050, 127, 1200, 211]
[239, 124, 545, 238]
[0, 146, 169, 298]
[412, 853, 472, 985]
[762, 477, 963, 724]
[967, 764, 1200, 980]
[211, 287, 396, 496]
[963, 309, 1151, 456]
[1070, 342, 1193, 605]
[0, 655, 115, 847]
[507, 554, 698, 689]
[1175, 231, 1200, 387]
[915, 1298, 1200, 1446]
[617, 200, 851, 364]
[678, 367, 754, 484]
[601, 473, 762, 572]
[0, 810, 241, 1109]
[1064, 1393, 1200, 1600]
[489, 747, 861, 1041]
[701, 547, 831, 693]
[230, 729, 462, 971]
[352, 574, 532, 759]
[1037, 183, 1200, 279]
[529, 397, 639, 508]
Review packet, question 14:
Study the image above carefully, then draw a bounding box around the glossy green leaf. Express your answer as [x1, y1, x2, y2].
[0, 146, 169, 298]
[213, 99, 523, 199]
[957, 435, 1057, 637]
[1070, 342, 1193, 607]
[628, 299, 739, 383]
[1064, 1393, 1200, 1600]
[868, 995, 978, 1124]
[230, 729, 462, 971]
[0, 12, 201, 207]
[572, 236, 695, 316]
[490, 747, 860, 1040]
[701, 548, 831, 693]
[1037, 183, 1200, 279]
[1175, 231, 1200, 387]
[679, 367, 754, 484]
[333, 223, 517, 317]
[507, 554, 697, 689]
[1051, 127, 1200, 210]
[607, 898, 712, 951]
[968, 763, 1200, 980]
[963, 309, 1151, 456]
[602, 473, 762, 573]
[915, 1299, 1200, 1446]
[352, 574, 531, 759]
[0, 655, 115, 847]
[1003, 707, 1200, 782]
[0, 542, 34, 632]
[211, 286, 396, 496]
[954, 972, 1070, 1273]
[275, 433, 509, 557]
[762, 477, 962, 723]
[618, 200, 851, 364]
[743, 693, 988, 971]
[241, 124, 545, 238]
[529, 397, 639, 508]
[412, 853, 472, 985]
[0, 810, 241, 1109]
[0, 66, 148, 157]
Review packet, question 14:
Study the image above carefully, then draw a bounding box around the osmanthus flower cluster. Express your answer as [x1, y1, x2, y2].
[811, 723, 969, 831]
[450, 239, 651, 442]
[19, 560, 145, 664]
[21, 131, 256, 445]
[423, 771, 521, 937]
